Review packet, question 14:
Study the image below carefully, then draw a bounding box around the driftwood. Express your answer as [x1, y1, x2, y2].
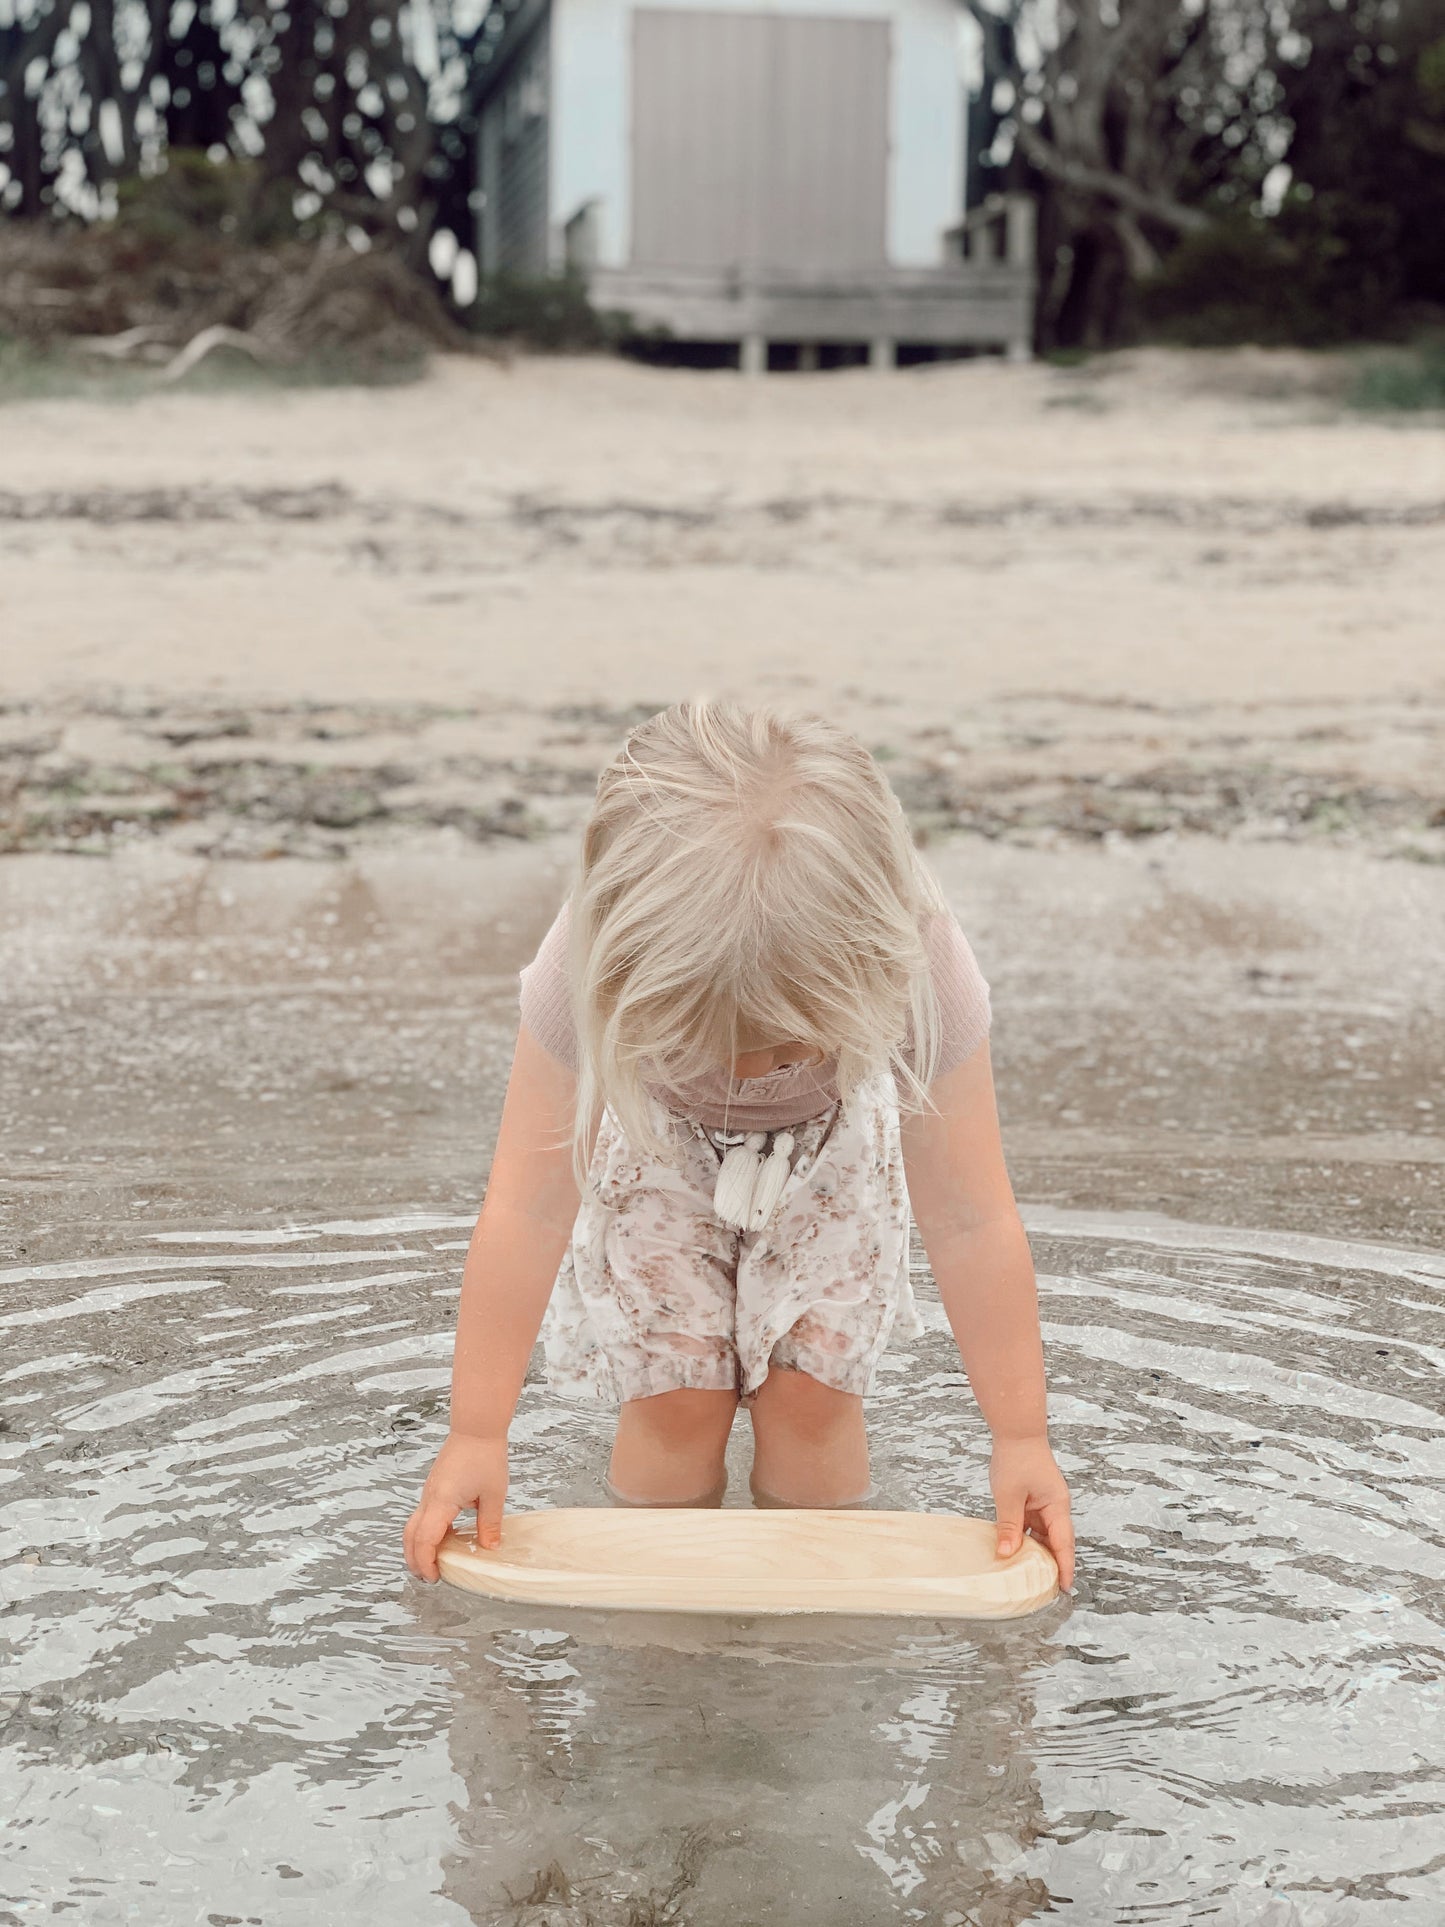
[74, 321, 272, 379]
[74, 325, 171, 361]
[158, 325, 273, 383]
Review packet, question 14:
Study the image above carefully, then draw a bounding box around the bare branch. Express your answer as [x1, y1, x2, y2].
[1014, 118, 1211, 234]
[1404, 116, 1445, 160]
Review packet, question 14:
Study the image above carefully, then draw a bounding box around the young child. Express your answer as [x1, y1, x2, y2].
[404, 702, 1074, 1588]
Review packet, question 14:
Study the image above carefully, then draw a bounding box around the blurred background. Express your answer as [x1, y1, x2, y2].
[2, 0, 1445, 367]
[2, 6, 1443, 1923]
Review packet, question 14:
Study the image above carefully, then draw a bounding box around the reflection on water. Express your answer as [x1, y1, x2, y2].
[2, 1208, 1442, 1924]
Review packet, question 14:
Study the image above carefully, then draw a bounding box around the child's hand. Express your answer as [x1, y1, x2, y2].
[990, 1436, 1075, 1591]
[403, 1432, 509, 1582]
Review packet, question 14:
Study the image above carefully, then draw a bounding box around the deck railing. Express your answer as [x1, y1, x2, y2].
[946, 192, 1038, 271]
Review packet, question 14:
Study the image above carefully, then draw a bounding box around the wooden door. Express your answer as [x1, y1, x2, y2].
[630, 8, 890, 274]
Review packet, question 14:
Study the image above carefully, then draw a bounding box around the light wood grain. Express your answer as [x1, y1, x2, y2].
[436, 1508, 1059, 1618]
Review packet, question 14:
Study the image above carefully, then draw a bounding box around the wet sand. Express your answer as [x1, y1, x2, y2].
[2, 829, 1442, 1263]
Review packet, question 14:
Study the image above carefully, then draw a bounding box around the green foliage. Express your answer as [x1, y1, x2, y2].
[0, 335, 144, 402]
[1138, 192, 1413, 348]
[114, 151, 299, 247]
[1277, 2, 1445, 318]
[1143, 1, 1445, 353]
[1419, 36, 1445, 112]
[468, 271, 633, 353]
[1350, 337, 1445, 412]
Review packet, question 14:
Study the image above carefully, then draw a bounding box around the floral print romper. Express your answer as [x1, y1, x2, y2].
[539, 1069, 923, 1407]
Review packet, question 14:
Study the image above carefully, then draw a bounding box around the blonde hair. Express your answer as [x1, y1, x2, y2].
[567, 700, 947, 1187]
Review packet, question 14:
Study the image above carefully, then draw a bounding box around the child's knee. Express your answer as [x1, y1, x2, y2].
[607, 1387, 737, 1505]
[749, 1363, 863, 1447]
[622, 1385, 739, 1446]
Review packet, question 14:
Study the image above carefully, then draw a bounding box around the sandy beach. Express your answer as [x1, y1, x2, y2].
[2, 348, 1443, 864]
[2, 345, 1442, 1253]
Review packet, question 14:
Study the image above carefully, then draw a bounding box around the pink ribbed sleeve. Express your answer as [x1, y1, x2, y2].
[517, 902, 580, 1072]
[920, 911, 992, 1077]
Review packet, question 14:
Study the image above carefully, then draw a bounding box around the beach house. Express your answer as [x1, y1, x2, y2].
[469, 0, 1035, 366]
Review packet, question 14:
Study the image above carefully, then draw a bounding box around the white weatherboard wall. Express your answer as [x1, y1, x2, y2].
[548, 0, 968, 272]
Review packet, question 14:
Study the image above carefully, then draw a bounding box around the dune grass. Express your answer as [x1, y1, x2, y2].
[1348, 336, 1445, 413]
[0, 334, 427, 405]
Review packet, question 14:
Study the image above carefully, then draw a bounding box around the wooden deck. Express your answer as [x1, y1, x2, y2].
[588, 263, 1033, 361]
[573, 195, 1038, 366]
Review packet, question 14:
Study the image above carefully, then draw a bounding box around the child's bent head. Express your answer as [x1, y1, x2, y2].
[569, 701, 945, 1159]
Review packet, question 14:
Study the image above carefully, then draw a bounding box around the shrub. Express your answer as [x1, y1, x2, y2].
[114, 151, 298, 248]
[1139, 192, 1408, 348]
[468, 270, 633, 352]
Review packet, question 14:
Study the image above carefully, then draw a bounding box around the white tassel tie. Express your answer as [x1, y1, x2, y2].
[747, 1131, 795, 1231]
[709, 1128, 798, 1231]
[713, 1132, 768, 1229]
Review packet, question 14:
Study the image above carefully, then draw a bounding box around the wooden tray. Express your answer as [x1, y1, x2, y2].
[436, 1507, 1059, 1618]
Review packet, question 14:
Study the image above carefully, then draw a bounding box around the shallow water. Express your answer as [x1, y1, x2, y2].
[2, 1207, 1442, 1926]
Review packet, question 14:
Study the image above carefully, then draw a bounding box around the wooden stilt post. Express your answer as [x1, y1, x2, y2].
[1004, 193, 1036, 269]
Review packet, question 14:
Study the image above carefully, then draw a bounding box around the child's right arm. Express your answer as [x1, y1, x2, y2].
[403, 1022, 589, 1582]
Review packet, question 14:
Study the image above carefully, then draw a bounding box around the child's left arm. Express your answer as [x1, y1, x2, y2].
[901, 1041, 1075, 1590]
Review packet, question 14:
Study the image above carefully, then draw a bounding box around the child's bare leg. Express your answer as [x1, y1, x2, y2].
[746, 1367, 872, 1507]
[606, 1387, 738, 1504]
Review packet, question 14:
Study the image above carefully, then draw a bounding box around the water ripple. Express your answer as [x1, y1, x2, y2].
[1, 1206, 1441, 1924]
